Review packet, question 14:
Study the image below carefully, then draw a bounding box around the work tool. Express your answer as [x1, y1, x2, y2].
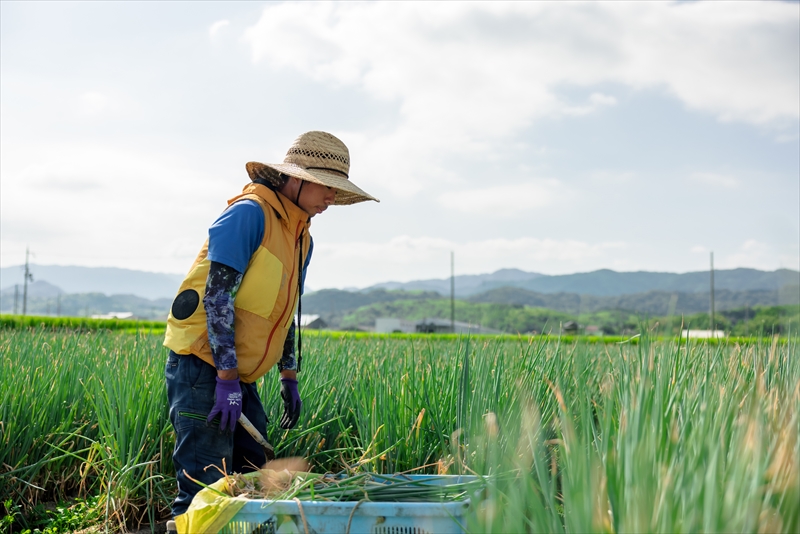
[238, 413, 276, 461]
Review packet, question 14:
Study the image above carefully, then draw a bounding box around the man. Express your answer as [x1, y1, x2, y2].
[163, 131, 378, 518]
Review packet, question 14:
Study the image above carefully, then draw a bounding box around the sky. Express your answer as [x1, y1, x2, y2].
[1, 1, 798, 291]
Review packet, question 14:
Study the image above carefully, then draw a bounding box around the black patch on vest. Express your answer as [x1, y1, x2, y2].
[171, 289, 199, 320]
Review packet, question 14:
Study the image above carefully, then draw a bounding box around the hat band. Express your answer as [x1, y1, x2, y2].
[306, 166, 349, 179]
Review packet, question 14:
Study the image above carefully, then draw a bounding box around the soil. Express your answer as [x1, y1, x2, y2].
[69, 519, 171, 533]
[127, 520, 170, 534]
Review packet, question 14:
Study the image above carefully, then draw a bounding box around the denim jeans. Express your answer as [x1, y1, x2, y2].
[165, 351, 268, 517]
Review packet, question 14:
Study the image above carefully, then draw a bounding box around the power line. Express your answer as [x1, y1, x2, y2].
[450, 251, 455, 333]
[710, 251, 715, 334]
[22, 247, 34, 316]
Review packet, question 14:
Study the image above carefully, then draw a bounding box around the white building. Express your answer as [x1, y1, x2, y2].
[91, 311, 134, 320]
[375, 317, 504, 335]
[375, 318, 419, 333]
[682, 329, 726, 339]
[296, 314, 327, 329]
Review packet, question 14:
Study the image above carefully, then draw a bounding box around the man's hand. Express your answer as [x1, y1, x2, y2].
[279, 378, 302, 429]
[208, 376, 242, 432]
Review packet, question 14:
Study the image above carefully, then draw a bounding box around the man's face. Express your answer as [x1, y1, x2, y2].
[298, 181, 336, 218]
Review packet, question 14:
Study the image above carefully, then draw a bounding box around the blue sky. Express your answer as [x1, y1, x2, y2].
[1, 1, 798, 290]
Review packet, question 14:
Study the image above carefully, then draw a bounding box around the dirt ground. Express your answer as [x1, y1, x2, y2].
[128, 520, 170, 534]
[72, 519, 170, 534]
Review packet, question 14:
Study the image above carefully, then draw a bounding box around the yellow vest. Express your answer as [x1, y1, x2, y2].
[164, 183, 311, 383]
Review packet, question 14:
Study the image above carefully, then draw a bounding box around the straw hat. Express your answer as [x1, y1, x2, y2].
[246, 131, 379, 205]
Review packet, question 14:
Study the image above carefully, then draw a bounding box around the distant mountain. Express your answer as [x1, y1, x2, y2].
[367, 268, 799, 297]
[0, 264, 183, 300]
[467, 286, 800, 315]
[1, 264, 797, 311]
[370, 268, 544, 296]
[300, 288, 442, 327]
[336, 295, 799, 336]
[0, 280, 64, 299]
[303, 288, 442, 313]
[0, 281, 171, 319]
[514, 268, 799, 296]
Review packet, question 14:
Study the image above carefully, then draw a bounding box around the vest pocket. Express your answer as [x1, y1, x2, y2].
[237, 246, 283, 319]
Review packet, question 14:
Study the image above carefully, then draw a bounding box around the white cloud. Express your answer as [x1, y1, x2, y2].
[691, 172, 740, 189]
[0, 142, 229, 273]
[563, 92, 618, 117]
[242, 3, 799, 128]
[775, 132, 800, 144]
[689, 240, 799, 272]
[337, 129, 459, 198]
[305, 234, 798, 289]
[719, 239, 777, 271]
[209, 19, 229, 37]
[3, 2, 796, 287]
[590, 171, 635, 184]
[242, 1, 798, 198]
[437, 180, 566, 215]
[307, 234, 628, 288]
[79, 91, 110, 116]
[589, 93, 617, 107]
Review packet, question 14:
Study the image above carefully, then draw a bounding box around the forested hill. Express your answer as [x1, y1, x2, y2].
[335, 298, 798, 337]
[303, 284, 799, 329]
[368, 268, 799, 297]
[467, 286, 800, 315]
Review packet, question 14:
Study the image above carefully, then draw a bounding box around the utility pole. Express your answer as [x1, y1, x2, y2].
[22, 248, 33, 316]
[14, 284, 19, 315]
[710, 251, 715, 335]
[450, 251, 455, 333]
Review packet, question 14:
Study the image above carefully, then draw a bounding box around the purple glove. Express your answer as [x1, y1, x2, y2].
[207, 376, 242, 432]
[279, 378, 302, 429]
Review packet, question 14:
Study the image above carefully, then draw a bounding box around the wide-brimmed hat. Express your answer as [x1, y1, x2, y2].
[245, 131, 379, 205]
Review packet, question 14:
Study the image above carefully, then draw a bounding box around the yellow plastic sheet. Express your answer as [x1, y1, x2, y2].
[174, 475, 250, 534]
[175, 467, 321, 533]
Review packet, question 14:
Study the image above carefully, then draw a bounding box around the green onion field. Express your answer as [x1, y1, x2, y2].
[1, 319, 798, 532]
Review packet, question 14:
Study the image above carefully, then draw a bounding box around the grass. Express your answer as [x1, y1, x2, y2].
[0, 329, 172, 532]
[1, 324, 797, 532]
[0, 315, 165, 335]
[2, 313, 786, 345]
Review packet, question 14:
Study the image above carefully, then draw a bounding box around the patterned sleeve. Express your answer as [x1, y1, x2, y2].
[204, 261, 243, 371]
[278, 320, 297, 372]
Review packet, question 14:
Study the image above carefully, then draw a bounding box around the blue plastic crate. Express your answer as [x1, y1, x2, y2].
[220, 475, 476, 534]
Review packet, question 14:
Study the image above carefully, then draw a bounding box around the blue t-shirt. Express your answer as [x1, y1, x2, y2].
[207, 199, 313, 293]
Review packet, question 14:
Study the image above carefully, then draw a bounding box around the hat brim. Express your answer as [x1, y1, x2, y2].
[246, 162, 379, 205]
